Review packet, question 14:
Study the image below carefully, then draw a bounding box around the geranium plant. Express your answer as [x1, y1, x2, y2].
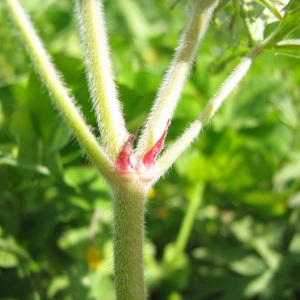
[2, 0, 300, 299]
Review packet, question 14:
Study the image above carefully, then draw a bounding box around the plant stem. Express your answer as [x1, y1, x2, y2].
[155, 46, 261, 179]
[174, 183, 205, 258]
[111, 178, 147, 300]
[75, 0, 128, 158]
[4, 0, 112, 175]
[136, 0, 220, 157]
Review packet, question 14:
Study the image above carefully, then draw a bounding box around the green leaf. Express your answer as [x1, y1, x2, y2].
[241, 191, 287, 216]
[244, 270, 273, 298]
[0, 249, 18, 268]
[288, 191, 300, 208]
[47, 121, 71, 153]
[273, 152, 300, 190]
[264, 0, 300, 47]
[47, 275, 69, 298]
[0, 153, 50, 175]
[268, 39, 300, 58]
[230, 255, 266, 276]
[58, 227, 90, 259]
[10, 105, 39, 164]
[27, 72, 57, 143]
[63, 166, 99, 188]
[0, 231, 29, 268]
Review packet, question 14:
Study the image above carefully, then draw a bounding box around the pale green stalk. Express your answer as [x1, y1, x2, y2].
[173, 183, 205, 258]
[136, 0, 220, 157]
[75, 0, 128, 159]
[155, 47, 261, 180]
[4, 0, 112, 175]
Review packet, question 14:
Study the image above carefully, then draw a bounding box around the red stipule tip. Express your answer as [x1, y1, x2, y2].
[114, 124, 144, 173]
[142, 120, 170, 168]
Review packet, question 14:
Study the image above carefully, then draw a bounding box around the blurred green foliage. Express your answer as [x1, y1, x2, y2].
[0, 0, 300, 299]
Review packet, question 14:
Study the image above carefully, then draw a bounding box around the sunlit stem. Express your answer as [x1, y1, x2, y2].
[76, 0, 128, 159]
[136, 0, 220, 157]
[4, 0, 112, 175]
[155, 47, 261, 180]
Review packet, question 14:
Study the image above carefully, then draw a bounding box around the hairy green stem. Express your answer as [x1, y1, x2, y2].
[75, 0, 128, 158]
[4, 0, 112, 175]
[136, 0, 220, 157]
[155, 46, 261, 179]
[111, 177, 147, 300]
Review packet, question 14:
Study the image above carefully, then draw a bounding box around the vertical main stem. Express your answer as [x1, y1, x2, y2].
[112, 180, 147, 300]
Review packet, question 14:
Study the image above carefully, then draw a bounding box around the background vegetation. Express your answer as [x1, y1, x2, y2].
[0, 0, 300, 299]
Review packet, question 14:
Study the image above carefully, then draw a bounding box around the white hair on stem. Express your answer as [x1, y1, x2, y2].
[154, 48, 260, 181]
[135, 0, 221, 158]
[75, 0, 128, 159]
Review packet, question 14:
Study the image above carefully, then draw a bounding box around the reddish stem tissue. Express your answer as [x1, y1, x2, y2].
[114, 125, 144, 173]
[114, 120, 170, 173]
[142, 120, 170, 168]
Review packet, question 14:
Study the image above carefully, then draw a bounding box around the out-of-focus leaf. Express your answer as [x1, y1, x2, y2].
[244, 270, 273, 298]
[272, 92, 299, 129]
[287, 191, 300, 208]
[116, 0, 153, 49]
[212, 76, 279, 131]
[47, 121, 71, 153]
[89, 268, 115, 300]
[231, 216, 253, 243]
[241, 191, 287, 216]
[0, 249, 18, 268]
[252, 237, 280, 269]
[273, 152, 300, 190]
[0, 153, 50, 175]
[289, 233, 300, 253]
[47, 275, 69, 298]
[58, 227, 90, 259]
[0, 231, 29, 268]
[63, 166, 99, 188]
[10, 105, 39, 164]
[27, 72, 57, 143]
[230, 255, 266, 276]
[162, 243, 190, 291]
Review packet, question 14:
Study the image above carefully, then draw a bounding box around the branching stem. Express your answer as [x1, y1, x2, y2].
[155, 46, 261, 179]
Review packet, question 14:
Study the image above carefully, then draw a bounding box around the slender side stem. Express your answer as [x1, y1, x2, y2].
[173, 183, 205, 258]
[155, 47, 261, 179]
[136, 0, 220, 157]
[4, 0, 112, 175]
[75, 0, 128, 159]
[152, 120, 202, 184]
[112, 178, 147, 300]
